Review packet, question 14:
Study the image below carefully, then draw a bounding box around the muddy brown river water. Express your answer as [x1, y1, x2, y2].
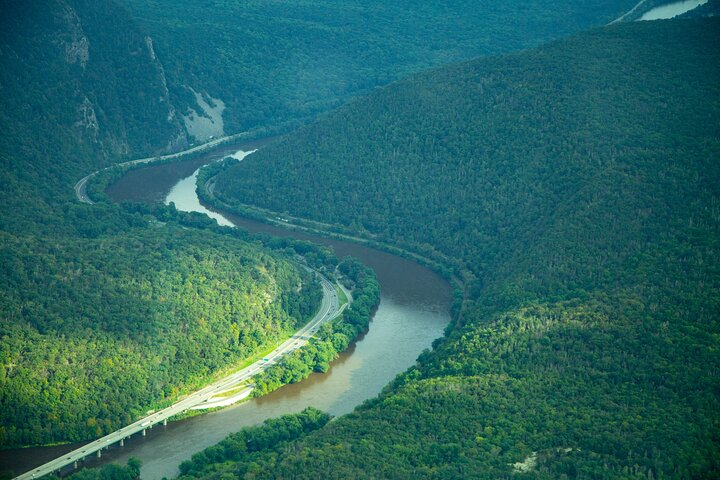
[2, 140, 451, 479]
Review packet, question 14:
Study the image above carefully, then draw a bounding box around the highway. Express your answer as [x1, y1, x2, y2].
[74, 132, 247, 205]
[15, 273, 343, 480]
[74, 171, 97, 204]
[608, 0, 647, 23]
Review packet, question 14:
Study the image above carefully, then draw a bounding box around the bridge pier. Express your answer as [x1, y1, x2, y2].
[120, 438, 124, 447]
[74, 461, 78, 470]
[142, 429, 146, 436]
[96, 450, 102, 458]
[163, 418, 167, 426]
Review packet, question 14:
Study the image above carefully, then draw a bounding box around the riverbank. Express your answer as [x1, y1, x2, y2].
[92, 147, 450, 480]
[197, 156, 469, 325]
[610, 0, 709, 22]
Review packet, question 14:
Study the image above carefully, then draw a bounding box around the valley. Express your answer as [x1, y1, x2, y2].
[1, 1, 718, 479]
[196, 16, 720, 479]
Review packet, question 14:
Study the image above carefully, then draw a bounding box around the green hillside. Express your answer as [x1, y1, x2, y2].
[119, 0, 636, 138]
[0, 218, 323, 447]
[200, 18, 720, 477]
[0, 0, 188, 171]
[681, 0, 720, 18]
[0, 0, 323, 450]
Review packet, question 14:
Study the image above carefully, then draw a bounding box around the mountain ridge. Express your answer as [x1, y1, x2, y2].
[196, 17, 720, 478]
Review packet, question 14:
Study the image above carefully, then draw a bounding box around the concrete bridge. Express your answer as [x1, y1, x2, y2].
[15, 273, 343, 480]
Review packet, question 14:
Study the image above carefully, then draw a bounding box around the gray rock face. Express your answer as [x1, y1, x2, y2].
[182, 87, 226, 142]
[75, 96, 99, 141]
[57, 1, 89, 68]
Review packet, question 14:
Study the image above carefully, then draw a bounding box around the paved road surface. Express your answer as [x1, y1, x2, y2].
[15, 274, 342, 480]
[74, 133, 246, 204]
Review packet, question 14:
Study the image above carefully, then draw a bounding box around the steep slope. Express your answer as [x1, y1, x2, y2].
[119, 0, 637, 138]
[0, 219, 322, 448]
[0, 1, 323, 452]
[199, 18, 720, 477]
[0, 0, 187, 169]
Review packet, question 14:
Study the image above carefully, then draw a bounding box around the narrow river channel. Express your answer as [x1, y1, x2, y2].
[640, 0, 708, 20]
[1, 140, 451, 480]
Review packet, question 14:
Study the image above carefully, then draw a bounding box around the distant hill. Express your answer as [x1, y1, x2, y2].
[119, 0, 637, 138]
[201, 18, 720, 477]
[0, 0, 188, 173]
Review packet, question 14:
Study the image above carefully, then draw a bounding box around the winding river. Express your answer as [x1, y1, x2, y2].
[2, 140, 451, 479]
[640, 0, 708, 20]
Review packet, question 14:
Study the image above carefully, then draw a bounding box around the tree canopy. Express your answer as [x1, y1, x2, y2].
[200, 18, 720, 478]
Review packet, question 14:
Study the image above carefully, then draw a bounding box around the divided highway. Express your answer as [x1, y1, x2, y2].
[15, 273, 343, 480]
[39, 135, 348, 480]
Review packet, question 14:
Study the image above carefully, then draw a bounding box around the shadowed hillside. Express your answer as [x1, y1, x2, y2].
[119, 0, 636, 138]
[0, 0, 323, 452]
[199, 18, 720, 478]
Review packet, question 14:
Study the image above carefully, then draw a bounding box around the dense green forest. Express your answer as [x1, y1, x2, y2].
[0, 213, 322, 447]
[118, 0, 636, 138]
[200, 18, 720, 477]
[0, 0, 325, 452]
[66, 458, 141, 480]
[178, 408, 330, 479]
[253, 257, 380, 397]
[3, 0, 718, 478]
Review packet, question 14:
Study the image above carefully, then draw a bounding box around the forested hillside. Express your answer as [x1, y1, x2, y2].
[681, 0, 720, 18]
[119, 0, 636, 137]
[200, 18, 720, 477]
[0, 0, 322, 452]
[0, 215, 322, 447]
[0, 0, 187, 171]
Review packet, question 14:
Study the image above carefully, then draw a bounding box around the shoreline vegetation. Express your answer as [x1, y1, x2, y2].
[2, 1, 718, 479]
[60, 148, 382, 438]
[183, 18, 720, 478]
[251, 257, 379, 398]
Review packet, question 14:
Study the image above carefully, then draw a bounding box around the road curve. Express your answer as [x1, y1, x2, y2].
[74, 132, 248, 204]
[43, 134, 346, 480]
[15, 272, 343, 480]
[608, 0, 646, 24]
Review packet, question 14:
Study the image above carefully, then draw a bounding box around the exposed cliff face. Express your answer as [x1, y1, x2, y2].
[145, 35, 181, 126]
[182, 87, 226, 142]
[75, 96, 99, 141]
[57, 1, 89, 68]
[0, 0, 188, 181]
